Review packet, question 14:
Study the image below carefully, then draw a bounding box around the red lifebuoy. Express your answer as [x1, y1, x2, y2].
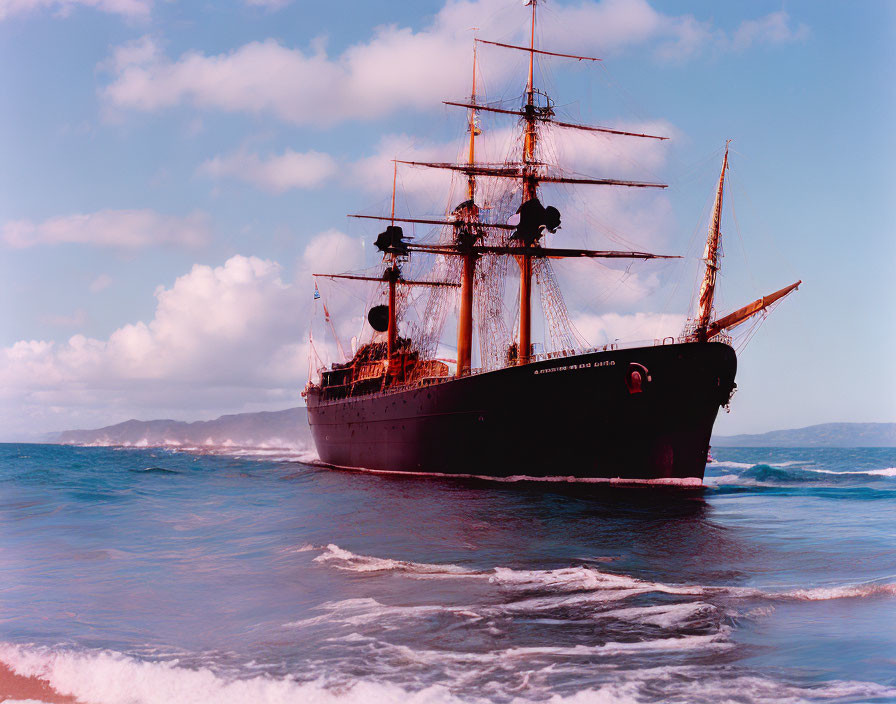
[625, 363, 651, 394]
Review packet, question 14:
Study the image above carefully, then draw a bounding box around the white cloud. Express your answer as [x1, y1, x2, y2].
[0, 0, 151, 21]
[2, 209, 211, 249]
[573, 311, 686, 346]
[0, 234, 367, 436]
[732, 11, 809, 51]
[299, 228, 365, 276]
[89, 274, 113, 293]
[244, 0, 291, 9]
[298, 229, 371, 349]
[199, 148, 338, 193]
[1, 255, 301, 435]
[350, 132, 464, 211]
[101, 1, 805, 125]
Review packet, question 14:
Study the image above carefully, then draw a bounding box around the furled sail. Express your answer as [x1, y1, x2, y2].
[706, 281, 801, 338]
[694, 143, 729, 340]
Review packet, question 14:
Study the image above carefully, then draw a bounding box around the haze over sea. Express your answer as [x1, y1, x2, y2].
[1, 443, 895, 704]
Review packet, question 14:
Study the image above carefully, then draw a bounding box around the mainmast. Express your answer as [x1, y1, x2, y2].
[342, 1, 672, 375]
[467, 37, 479, 202]
[518, 0, 539, 365]
[695, 141, 729, 342]
[456, 40, 480, 377]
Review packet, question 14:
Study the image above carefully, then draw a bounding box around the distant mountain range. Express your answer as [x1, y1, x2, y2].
[49, 412, 894, 449]
[54, 407, 311, 449]
[713, 422, 896, 447]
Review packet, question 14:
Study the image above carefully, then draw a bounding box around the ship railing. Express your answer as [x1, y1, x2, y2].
[315, 333, 734, 404]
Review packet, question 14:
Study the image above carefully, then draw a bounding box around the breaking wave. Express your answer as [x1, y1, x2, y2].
[709, 460, 809, 470]
[810, 467, 896, 477]
[3, 641, 894, 704]
[312, 543, 484, 576]
[0, 643, 461, 704]
[309, 544, 896, 604]
[706, 462, 896, 487]
[80, 439, 320, 464]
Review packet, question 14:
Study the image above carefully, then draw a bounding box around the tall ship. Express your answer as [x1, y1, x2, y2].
[303, 1, 800, 485]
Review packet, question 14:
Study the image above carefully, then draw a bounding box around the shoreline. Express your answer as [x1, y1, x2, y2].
[0, 660, 78, 704]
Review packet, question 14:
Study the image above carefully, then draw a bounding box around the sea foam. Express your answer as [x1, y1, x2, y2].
[2, 643, 894, 704]
[310, 544, 896, 604]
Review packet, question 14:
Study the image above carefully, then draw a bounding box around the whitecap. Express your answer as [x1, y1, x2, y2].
[309, 545, 896, 607]
[808, 467, 896, 477]
[5, 642, 895, 704]
[777, 583, 896, 600]
[0, 643, 462, 704]
[312, 544, 482, 577]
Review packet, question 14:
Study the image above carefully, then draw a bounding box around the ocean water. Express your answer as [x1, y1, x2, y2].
[0, 443, 894, 704]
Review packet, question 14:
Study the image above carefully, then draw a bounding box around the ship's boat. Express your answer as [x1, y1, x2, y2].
[302, 1, 799, 486]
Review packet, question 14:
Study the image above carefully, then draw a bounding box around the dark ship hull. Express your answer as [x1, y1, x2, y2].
[306, 341, 736, 485]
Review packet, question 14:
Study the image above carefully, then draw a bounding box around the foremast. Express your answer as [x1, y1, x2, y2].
[687, 143, 801, 342]
[694, 141, 729, 342]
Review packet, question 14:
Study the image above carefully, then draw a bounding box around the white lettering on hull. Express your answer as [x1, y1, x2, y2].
[533, 360, 616, 375]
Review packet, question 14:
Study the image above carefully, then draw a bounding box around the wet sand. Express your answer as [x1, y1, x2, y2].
[0, 661, 78, 703]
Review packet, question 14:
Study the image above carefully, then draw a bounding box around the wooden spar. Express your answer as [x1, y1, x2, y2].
[312, 273, 459, 287]
[549, 118, 666, 139]
[348, 214, 514, 230]
[478, 245, 679, 259]
[539, 174, 666, 188]
[695, 142, 729, 341]
[394, 161, 666, 188]
[457, 41, 479, 378]
[705, 281, 801, 338]
[406, 244, 679, 259]
[475, 38, 601, 62]
[443, 101, 668, 140]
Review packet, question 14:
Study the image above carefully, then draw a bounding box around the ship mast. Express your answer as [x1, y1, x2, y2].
[695, 141, 729, 342]
[518, 0, 539, 365]
[456, 39, 479, 377]
[688, 142, 801, 342]
[343, 2, 674, 373]
[387, 161, 399, 362]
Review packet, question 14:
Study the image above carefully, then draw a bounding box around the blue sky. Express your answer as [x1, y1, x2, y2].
[0, 0, 893, 439]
